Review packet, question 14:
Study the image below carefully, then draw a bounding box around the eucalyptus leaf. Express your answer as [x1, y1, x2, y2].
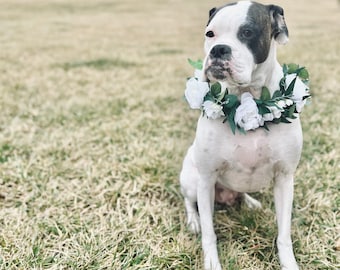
[238, 127, 246, 135]
[282, 64, 288, 75]
[285, 77, 296, 96]
[263, 123, 270, 131]
[228, 108, 237, 134]
[224, 95, 239, 109]
[258, 105, 271, 115]
[188, 58, 203, 70]
[280, 117, 292, 124]
[298, 68, 309, 81]
[260, 87, 271, 101]
[287, 63, 299, 74]
[264, 100, 277, 107]
[287, 104, 296, 118]
[272, 90, 282, 99]
[279, 78, 286, 93]
[203, 92, 214, 102]
[210, 82, 221, 97]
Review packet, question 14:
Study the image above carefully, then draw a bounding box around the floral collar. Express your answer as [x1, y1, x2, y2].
[184, 59, 311, 134]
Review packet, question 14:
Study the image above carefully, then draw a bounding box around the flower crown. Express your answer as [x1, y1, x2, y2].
[184, 59, 311, 134]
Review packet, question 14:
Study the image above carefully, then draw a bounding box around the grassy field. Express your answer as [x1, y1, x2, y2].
[0, 0, 339, 269]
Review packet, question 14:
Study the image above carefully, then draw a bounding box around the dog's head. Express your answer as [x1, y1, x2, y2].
[203, 1, 288, 87]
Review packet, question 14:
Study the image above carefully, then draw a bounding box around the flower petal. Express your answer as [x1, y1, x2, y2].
[203, 100, 224, 119]
[234, 92, 263, 130]
[184, 78, 209, 109]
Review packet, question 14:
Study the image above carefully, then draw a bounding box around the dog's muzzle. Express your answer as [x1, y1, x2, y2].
[205, 44, 233, 81]
[210, 44, 232, 60]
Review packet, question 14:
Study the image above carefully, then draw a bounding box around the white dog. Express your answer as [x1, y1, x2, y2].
[180, 1, 305, 269]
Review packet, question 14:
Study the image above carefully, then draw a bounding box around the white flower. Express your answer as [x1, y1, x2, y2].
[271, 106, 283, 118]
[285, 99, 294, 107]
[203, 100, 224, 119]
[194, 69, 204, 81]
[263, 106, 283, 121]
[184, 77, 210, 109]
[277, 100, 287, 109]
[276, 98, 293, 109]
[285, 74, 309, 112]
[234, 92, 264, 131]
[263, 112, 274, 122]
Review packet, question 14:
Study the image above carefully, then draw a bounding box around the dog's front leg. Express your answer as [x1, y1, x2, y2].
[274, 174, 299, 270]
[197, 175, 221, 270]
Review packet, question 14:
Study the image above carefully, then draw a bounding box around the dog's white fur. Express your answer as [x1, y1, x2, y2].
[180, 2, 301, 269]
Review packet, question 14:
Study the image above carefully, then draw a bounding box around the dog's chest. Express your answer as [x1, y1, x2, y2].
[217, 136, 276, 192]
[195, 116, 302, 193]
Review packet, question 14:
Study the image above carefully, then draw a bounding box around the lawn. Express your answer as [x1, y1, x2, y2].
[0, 0, 339, 269]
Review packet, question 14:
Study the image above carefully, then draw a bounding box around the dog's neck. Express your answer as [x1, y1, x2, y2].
[229, 40, 283, 99]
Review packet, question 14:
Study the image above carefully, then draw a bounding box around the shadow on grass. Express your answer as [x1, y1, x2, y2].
[57, 57, 139, 71]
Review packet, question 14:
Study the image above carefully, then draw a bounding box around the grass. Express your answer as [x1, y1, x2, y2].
[0, 0, 339, 269]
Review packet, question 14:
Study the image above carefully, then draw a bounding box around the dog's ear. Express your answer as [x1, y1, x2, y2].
[268, 5, 289, 44]
[209, 7, 217, 17]
[207, 7, 217, 26]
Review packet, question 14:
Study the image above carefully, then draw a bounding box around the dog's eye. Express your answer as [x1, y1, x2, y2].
[205, 30, 215, 38]
[242, 29, 253, 38]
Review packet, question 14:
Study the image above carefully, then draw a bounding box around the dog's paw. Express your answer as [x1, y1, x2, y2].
[204, 258, 222, 270]
[278, 243, 299, 270]
[281, 264, 299, 270]
[187, 213, 200, 234]
[280, 256, 299, 270]
[203, 245, 222, 270]
[244, 193, 262, 209]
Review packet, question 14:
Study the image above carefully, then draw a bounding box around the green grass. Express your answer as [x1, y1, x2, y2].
[0, 0, 339, 269]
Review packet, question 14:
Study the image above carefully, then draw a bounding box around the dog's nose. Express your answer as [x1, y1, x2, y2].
[210, 44, 232, 59]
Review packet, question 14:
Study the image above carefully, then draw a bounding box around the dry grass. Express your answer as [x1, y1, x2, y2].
[0, 0, 339, 269]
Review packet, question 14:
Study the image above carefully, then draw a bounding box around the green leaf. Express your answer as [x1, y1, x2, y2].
[287, 104, 296, 118]
[263, 122, 270, 131]
[188, 58, 203, 70]
[260, 86, 271, 101]
[238, 127, 246, 135]
[263, 100, 277, 107]
[287, 63, 299, 74]
[228, 108, 237, 134]
[285, 77, 296, 96]
[272, 90, 282, 99]
[282, 64, 288, 75]
[203, 92, 214, 102]
[272, 118, 281, 124]
[279, 77, 286, 93]
[303, 94, 311, 101]
[280, 117, 292, 123]
[210, 82, 221, 97]
[298, 68, 309, 81]
[258, 105, 271, 115]
[224, 95, 239, 109]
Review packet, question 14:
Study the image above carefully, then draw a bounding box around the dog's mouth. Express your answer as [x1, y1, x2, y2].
[205, 61, 231, 81]
[204, 60, 246, 86]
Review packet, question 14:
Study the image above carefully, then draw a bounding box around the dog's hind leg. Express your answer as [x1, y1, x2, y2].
[180, 145, 200, 233]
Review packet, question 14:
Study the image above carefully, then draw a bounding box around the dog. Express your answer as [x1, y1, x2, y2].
[180, 1, 302, 269]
